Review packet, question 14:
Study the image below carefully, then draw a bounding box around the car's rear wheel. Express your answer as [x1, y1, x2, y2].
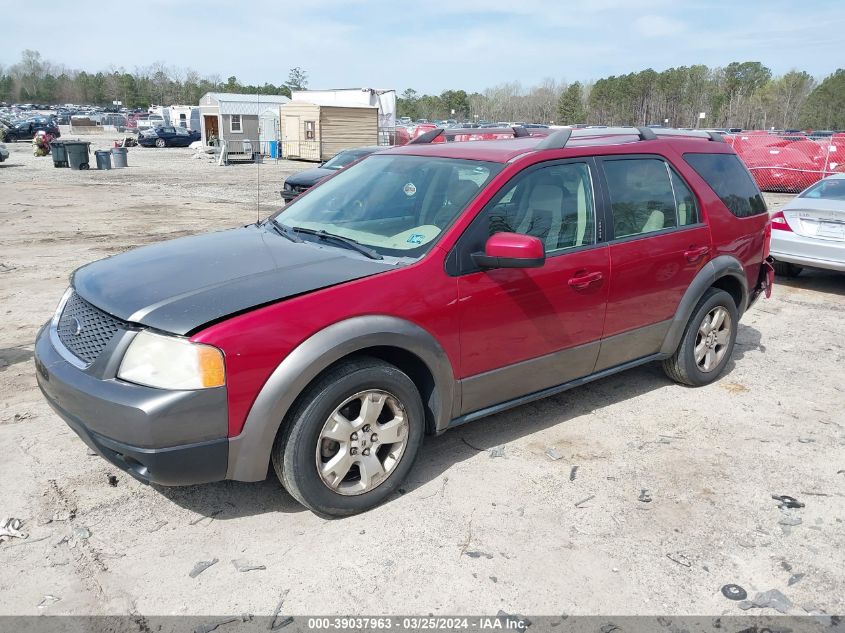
[663, 288, 738, 387]
[155, 138, 166, 148]
[772, 260, 802, 277]
[272, 356, 424, 516]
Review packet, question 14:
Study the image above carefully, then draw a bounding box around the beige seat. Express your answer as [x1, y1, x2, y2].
[516, 184, 564, 250]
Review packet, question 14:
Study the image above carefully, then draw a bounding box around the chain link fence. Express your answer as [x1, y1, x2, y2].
[726, 132, 845, 193]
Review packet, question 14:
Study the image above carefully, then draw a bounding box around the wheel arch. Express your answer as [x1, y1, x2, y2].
[226, 316, 455, 482]
[659, 255, 748, 356]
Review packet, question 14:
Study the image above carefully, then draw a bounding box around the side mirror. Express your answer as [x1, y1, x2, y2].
[471, 232, 545, 269]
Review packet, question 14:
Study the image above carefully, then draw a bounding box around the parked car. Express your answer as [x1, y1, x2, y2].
[137, 126, 201, 148]
[280, 146, 383, 202]
[35, 127, 773, 516]
[769, 173, 845, 276]
[1, 117, 60, 142]
[0, 142, 8, 162]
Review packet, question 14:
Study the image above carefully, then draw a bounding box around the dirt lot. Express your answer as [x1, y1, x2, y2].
[0, 133, 843, 619]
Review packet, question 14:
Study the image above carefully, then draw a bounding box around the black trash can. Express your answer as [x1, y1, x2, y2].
[50, 140, 68, 168]
[95, 150, 112, 170]
[65, 141, 91, 170]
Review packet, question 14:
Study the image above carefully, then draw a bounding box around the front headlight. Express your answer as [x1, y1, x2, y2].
[118, 330, 225, 390]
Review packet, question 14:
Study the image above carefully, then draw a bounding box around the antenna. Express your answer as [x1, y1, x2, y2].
[257, 89, 261, 224]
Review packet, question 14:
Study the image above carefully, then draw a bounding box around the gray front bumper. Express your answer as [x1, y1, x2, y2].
[34, 323, 229, 486]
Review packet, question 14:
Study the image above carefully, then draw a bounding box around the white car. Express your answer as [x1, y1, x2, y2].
[0, 142, 8, 162]
[770, 173, 845, 276]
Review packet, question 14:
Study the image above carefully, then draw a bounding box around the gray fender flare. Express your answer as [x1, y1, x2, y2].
[226, 316, 455, 482]
[659, 255, 748, 356]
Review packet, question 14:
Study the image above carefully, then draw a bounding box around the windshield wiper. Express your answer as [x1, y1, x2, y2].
[289, 226, 383, 260]
[266, 218, 303, 242]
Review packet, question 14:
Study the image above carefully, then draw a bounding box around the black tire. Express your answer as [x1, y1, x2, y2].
[80, 163, 89, 170]
[772, 260, 802, 278]
[155, 138, 166, 148]
[272, 356, 425, 516]
[662, 288, 739, 387]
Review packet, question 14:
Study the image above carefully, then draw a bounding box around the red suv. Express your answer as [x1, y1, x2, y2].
[35, 127, 774, 516]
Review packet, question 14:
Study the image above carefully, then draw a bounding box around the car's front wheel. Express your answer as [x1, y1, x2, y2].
[272, 357, 424, 516]
[663, 288, 738, 387]
[155, 138, 166, 148]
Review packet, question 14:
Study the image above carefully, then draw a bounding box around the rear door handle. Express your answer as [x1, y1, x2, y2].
[684, 245, 710, 263]
[568, 271, 603, 290]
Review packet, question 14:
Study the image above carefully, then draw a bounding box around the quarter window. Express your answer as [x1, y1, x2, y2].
[684, 153, 767, 217]
[603, 158, 678, 238]
[478, 162, 596, 253]
[230, 115, 242, 133]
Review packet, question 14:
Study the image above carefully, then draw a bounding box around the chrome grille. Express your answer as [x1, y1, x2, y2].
[56, 292, 122, 365]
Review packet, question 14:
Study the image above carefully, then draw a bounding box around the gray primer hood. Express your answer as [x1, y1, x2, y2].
[72, 224, 395, 335]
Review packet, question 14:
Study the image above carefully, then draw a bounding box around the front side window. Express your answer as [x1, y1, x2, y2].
[230, 115, 242, 133]
[684, 152, 767, 217]
[275, 155, 501, 258]
[478, 162, 596, 253]
[603, 158, 678, 239]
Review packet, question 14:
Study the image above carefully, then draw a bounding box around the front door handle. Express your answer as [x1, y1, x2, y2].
[568, 271, 603, 290]
[684, 245, 710, 263]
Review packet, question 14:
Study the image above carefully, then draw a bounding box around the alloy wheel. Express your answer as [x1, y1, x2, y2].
[694, 306, 732, 372]
[315, 389, 409, 496]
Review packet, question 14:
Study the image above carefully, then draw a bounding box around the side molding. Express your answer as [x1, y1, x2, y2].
[226, 316, 455, 482]
[659, 255, 747, 356]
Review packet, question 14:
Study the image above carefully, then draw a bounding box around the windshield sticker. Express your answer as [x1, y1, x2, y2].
[403, 182, 417, 197]
[406, 233, 424, 245]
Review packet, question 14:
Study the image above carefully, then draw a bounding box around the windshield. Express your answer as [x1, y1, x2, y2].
[273, 154, 502, 258]
[800, 178, 845, 201]
[322, 150, 370, 171]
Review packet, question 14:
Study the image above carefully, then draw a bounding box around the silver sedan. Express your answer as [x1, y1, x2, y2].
[770, 173, 845, 276]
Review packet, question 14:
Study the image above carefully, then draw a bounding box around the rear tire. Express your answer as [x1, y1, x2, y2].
[663, 288, 738, 387]
[272, 356, 424, 516]
[772, 260, 802, 278]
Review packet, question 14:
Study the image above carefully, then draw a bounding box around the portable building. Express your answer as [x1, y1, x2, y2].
[198, 92, 290, 154]
[279, 101, 378, 161]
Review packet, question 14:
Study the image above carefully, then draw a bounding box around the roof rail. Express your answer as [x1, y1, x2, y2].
[408, 127, 444, 144]
[535, 126, 724, 150]
[407, 125, 536, 145]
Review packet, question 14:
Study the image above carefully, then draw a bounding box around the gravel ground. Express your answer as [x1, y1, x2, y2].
[0, 131, 843, 620]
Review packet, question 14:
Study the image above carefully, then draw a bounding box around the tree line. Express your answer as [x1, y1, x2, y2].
[400, 63, 844, 130]
[2, 50, 843, 130]
[0, 50, 308, 109]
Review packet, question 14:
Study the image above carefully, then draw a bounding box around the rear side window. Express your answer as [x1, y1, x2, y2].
[603, 158, 678, 238]
[684, 153, 767, 217]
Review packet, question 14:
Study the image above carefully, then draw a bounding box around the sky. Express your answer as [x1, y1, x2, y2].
[3, 0, 844, 94]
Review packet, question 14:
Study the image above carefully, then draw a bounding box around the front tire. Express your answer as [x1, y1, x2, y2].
[155, 138, 166, 148]
[663, 288, 738, 386]
[772, 260, 802, 277]
[272, 357, 424, 516]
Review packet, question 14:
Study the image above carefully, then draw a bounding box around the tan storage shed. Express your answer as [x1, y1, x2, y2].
[280, 101, 379, 162]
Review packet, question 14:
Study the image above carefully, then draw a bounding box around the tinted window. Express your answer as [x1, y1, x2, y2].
[684, 153, 767, 217]
[603, 158, 677, 238]
[477, 162, 596, 253]
[799, 177, 845, 201]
